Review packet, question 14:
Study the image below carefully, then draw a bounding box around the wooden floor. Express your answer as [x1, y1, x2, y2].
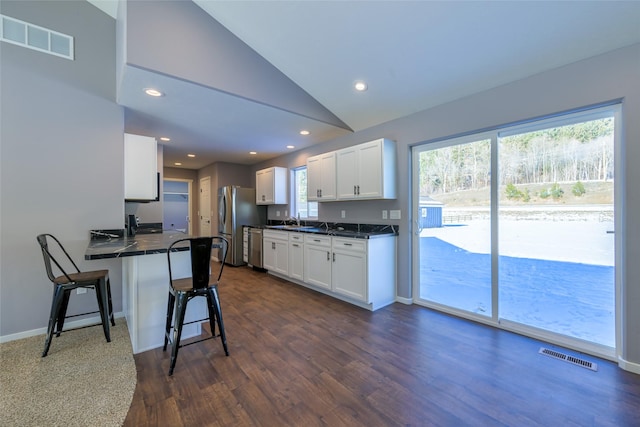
[124, 265, 640, 426]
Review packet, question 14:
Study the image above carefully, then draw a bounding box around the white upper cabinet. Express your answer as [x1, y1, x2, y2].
[336, 138, 396, 200]
[256, 166, 287, 205]
[307, 151, 336, 201]
[124, 133, 157, 201]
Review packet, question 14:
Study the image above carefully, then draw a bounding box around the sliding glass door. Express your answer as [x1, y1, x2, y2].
[413, 105, 619, 354]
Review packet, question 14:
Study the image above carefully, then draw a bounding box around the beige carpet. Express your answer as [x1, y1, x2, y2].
[0, 322, 136, 427]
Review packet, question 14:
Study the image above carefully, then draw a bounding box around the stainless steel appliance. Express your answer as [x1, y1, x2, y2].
[248, 227, 263, 268]
[218, 186, 266, 266]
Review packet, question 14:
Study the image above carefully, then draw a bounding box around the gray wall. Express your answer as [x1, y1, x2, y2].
[0, 1, 123, 337]
[251, 44, 640, 366]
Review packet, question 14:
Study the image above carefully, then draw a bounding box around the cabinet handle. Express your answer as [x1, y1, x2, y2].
[272, 242, 275, 250]
[343, 243, 352, 246]
[319, 189, 322, 198]
[326, 251, 330, 261]
[357, 185, 360, 195]
[332, 252, 336, 262]
[353, 185, 356, 195]
[314, 239, 321, 242]
[292, 243, 299, 247]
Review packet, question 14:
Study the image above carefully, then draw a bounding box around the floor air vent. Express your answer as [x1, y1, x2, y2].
[539, 347, 598, 371]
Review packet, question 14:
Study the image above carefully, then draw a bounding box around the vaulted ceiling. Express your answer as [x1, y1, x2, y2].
[89, 0, 640, 169]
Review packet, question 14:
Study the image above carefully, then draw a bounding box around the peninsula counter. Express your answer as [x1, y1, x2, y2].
[85, 232, 205, 354]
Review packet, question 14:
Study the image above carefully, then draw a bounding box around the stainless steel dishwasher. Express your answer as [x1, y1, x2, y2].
[248, 227, 263, 268]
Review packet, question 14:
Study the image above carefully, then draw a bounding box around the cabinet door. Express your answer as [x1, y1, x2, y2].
[288, 242, 304, 281]
[356, 140, 383, 199]
[256, 168, 274, 204]
[263, 238, 277, 271]
[303, 244, 332, 290]
[332, 248, 367, 302]
[124, 134, 157, 201]
[336, 147, 358, 200]
[306, 155, 321, 201]
[319, 152, 337, 200]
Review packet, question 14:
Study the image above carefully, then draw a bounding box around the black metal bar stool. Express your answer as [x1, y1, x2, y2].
[36, 234, 115, 357]
[163, 236, 229, 375]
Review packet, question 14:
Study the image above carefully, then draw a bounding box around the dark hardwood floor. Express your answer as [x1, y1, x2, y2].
[124, 264, 640, 426]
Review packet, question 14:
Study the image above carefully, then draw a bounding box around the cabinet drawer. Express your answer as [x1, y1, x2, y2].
[289, 233, 304, 242]
[264, 230, 289, 241]
[332, 237, 366, 252]
[304, 234, 331, 247]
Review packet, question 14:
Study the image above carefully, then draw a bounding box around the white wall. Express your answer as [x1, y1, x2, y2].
[0, 1, 123, 338]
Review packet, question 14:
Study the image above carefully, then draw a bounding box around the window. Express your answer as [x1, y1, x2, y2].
[292, 167, 318, 219]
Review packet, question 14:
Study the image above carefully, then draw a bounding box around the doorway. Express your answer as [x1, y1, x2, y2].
[412, 105, 619, 357]
[163, 179, 192, 234]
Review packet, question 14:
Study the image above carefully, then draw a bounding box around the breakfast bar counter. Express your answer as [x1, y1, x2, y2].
[85, 232, 205, 354]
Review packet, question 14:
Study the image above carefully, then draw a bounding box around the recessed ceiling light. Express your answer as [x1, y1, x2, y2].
[287, 145, 295, 149]
[354, 81, 367, 92]
[159, 137, 170, 142]
[174, 162, 182, 166]
[249, 151, 257, 155]
[187, 154, 195, 158]
[299, 130, 310, 136]
[144, 88, 164, 97]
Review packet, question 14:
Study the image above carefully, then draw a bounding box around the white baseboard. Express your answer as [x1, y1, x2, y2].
[395, 296, 413, 305]
[618, 356, 640, 374]
[0, 311, 125, 344]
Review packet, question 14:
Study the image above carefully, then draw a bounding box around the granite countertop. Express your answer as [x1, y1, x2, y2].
[255, 222, 398, 239]
[85, 231, 191, 260]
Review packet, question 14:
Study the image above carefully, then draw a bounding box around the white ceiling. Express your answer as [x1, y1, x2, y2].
[89, 0, 640, 169]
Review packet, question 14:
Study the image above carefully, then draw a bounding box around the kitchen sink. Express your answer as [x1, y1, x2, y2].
[266, 225, 319, 231]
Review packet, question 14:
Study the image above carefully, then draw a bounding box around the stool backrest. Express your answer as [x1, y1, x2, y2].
[36, 234, 79, 284]
[168, 236, 228, 290]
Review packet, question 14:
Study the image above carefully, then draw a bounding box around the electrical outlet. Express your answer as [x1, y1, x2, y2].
[390, 210, 401, 220]
[382, 210, 388, 219]
[341, 210, 346, 218]
[77, 288, 87, 295]
[276, 210, 281, 217]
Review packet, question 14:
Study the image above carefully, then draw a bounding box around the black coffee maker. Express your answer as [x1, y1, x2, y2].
[126, 214, 138, 236]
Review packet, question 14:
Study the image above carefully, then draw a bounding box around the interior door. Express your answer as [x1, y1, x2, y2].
[199, 176, 211, 236]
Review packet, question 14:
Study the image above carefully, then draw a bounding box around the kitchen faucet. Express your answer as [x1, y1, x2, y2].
[288, 213, 300, 226]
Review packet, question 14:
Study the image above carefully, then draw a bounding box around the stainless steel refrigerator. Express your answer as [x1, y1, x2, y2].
[218, 186, 266, 266]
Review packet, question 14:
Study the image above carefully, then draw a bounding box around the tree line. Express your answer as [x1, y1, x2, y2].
[419, 118, 614, 196]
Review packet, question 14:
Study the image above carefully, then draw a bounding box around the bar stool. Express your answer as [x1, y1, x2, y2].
[36, 234, 115, 357]
[163, 236, 229, 375]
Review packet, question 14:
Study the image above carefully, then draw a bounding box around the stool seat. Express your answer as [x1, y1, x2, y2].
[53, 269, 109, 285]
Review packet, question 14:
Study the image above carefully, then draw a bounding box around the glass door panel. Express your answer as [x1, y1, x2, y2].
[498, 117, 615, 347]
[417, 138, 492, 317]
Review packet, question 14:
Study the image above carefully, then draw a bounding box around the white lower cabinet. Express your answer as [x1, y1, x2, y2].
[303, 235, 332, 290]
[263, 230, 289, 276]
[288, 233, 304, 281]
[271, 233, 396, 311]
[331, 238, 367, 302]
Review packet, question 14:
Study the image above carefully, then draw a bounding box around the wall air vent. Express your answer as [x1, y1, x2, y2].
[1, 14, 74, 60]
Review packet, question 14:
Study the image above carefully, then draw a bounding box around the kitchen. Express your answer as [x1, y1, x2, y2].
[2, 0, 640, 384]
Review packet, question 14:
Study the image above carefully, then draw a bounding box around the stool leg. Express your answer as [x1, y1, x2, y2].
[209, 286, 229, 356]
[163, 292, 176, 351]
[55, 289, 72, 337]
[106, 277, 115, 326]
[43, 285, 65, 357]
[169, 292, 188, 376]
[95, 278, 111, 343]
[205, 292, 217, 338]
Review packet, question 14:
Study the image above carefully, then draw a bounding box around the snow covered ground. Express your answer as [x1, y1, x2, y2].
[418, 209, 615, 347]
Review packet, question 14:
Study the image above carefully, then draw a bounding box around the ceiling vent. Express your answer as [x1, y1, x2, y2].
[1, 14, 74, 60]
